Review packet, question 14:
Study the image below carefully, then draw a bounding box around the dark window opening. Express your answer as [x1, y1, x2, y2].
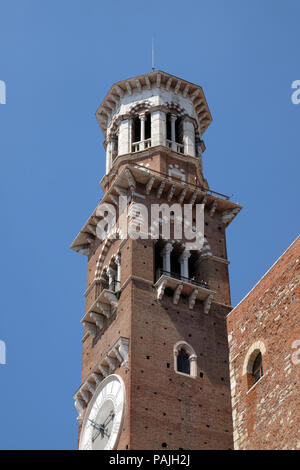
[132, 117, 141, 143]
[166, 113, 172, 140]
[252, 352, 263, 384]
[145, 113, 151, 139]
[177, 349, 190, 375]
[175, 117, 183, 144]
[171, 249, 181, 276]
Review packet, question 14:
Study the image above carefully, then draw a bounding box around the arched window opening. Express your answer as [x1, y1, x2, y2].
[132, 116, 141, 143]
[174, 341, 197, 378]
[166, 113, 172, 141]
[170, 246, 181, 278]
[177, 349, 190, 375]
[175, 117, 183, 144]
[145, 113, 151, 140]
[252, 352, 263, 384]
[111, 135, 118, 163]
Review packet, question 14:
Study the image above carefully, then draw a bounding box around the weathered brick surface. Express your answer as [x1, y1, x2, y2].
[227, 236, 300, 450]
[129, 266, 233, 450]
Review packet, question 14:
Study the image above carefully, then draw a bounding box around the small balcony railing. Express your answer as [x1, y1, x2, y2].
[166, 140, 184, 154]
[155, 269, 209, 290]
[101, 279, 121, 293]
[131, 138, 152, 152]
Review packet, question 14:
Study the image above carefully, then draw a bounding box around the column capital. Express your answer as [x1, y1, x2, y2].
[189, 354, 197, 362]
[107, 267, 116, 277]
[161, 242, 173, 256]
[179, 250, 191, 262]
[139, 113, 147, 121]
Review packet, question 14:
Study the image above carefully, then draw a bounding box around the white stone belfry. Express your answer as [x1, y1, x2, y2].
[96, 71, 212, 174]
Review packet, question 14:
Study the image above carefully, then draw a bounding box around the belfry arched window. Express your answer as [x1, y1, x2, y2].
[132, 116, 141, 143]
[174, 341, 197, 378]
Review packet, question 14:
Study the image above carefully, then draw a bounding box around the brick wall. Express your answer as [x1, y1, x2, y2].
[227, 236, 300, 450]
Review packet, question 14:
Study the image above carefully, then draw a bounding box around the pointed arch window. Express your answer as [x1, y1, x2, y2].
[177, 349, 190, 375]
[174, 341, 197, 378]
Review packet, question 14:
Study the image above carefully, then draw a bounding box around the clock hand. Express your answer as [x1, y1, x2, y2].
[102, 410, 115, 428]
[88, 418, 105, 433]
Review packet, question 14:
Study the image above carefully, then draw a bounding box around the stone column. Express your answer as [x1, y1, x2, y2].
[118, 118, 131, 156]
[170, 114, 177, 151]
[179, 250, 191, 279]
[151, 109, 166, 147]
[107, 267, 116, 291]
[183, 117, 195, 157]
[116, 255, 121, 286]
[105, 139, 113, 174]
[160, 242, 173, 274]
[140, 113, 146, 150]
[189, 354, 197, 377]
[111, 135, 118, 163]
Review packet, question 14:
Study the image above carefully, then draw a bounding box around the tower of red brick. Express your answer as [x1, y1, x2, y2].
[71, 71, 241, 450]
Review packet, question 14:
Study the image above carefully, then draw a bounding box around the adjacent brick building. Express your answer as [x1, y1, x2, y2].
[227, 236, 300, 450]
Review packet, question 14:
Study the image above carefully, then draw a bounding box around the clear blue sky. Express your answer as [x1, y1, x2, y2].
[0, 0, 299, 450]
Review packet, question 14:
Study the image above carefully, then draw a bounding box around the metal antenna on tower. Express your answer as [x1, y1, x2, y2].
[152, 38, 155, 72]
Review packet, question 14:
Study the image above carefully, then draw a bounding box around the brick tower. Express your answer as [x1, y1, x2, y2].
[71, 71, 242, 450]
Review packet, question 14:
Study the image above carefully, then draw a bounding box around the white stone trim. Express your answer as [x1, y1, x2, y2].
[242, 340, 266, 375]
[173, 341, 197, 378]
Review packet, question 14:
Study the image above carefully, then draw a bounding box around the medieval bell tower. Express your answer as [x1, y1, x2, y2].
[71, 71, 241, 450]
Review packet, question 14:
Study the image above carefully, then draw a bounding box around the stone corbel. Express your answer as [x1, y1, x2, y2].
[74, 397, 85, 422]
[106, 355, 119, 372]
[85, 381, 96, 394]
[90, 312, 105, 329]
[124, 168, 136, 192]
[178, 188, 187, 204]
[167, 184, 176, 202]
[189, 191, 198, 206]
[146, 176, 155, 195]
[156, 180, 166, 199]
[173, 284, 183, 305]
[98, 364, 109, 377]
[201, 193, 208, 206]
[157, 279, 168, 301]
[108, 193, 119, 205]
[91, 373, 102, 386]
[80, 388, 90, 403]
[204, 293, 214, 314]
[209, 200, 218, 217]
[112, 346, 123, 363]
[189, 289, 199, 310]
[118, 339, 129, 367]
[222, 207, 241, 225]
[102, 292, 118, 308]
[83, 321, 98, 337]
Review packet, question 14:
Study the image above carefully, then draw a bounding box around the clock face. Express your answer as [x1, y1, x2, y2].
[79, 374, 125, 450]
